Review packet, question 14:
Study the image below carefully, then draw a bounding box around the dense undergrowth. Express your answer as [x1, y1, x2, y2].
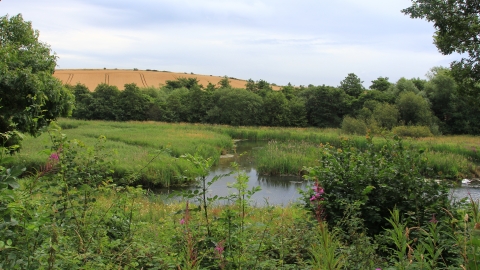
[2, 124, 480, 269]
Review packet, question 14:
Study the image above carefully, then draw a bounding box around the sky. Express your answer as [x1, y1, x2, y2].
[1, 0, 462, 87]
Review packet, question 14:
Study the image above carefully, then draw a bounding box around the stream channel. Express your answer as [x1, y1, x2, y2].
[159, 140, 480, 205]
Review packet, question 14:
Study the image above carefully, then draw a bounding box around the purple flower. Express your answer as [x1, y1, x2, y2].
[49, 153, 59, 161]
[180, 218, 185, 225]
[310, 181, 324, 202]
[215, 241, 225, 255]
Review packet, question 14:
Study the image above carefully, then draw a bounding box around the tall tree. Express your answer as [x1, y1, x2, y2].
[0, 14, 73, 149]
[68, 83, 93, 120]
[369, 77, 392, 92]
[396, 91, 433, 126]
[90, 83, 121, 121]
[301, 86, 350, 128]
[339, 73, 365, 97]
[117, 83, 151, 121]
[403, 1, 480, 100]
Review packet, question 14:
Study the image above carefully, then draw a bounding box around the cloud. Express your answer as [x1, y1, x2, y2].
[1, 0, 460, 87]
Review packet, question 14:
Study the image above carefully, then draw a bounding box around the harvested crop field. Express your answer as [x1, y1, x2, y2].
[53, 69, 281, 91]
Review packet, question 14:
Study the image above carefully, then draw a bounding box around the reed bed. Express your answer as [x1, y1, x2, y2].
[255, 140, 322, 176]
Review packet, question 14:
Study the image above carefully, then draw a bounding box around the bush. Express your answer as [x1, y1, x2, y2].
[392, 125, 433, 138]
[301, 136, 451, 236]
[341, 116, 367, 135]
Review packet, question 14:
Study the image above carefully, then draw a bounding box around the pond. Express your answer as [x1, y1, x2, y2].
[159, 140, 308, 205]
[159, 140, 480, 205]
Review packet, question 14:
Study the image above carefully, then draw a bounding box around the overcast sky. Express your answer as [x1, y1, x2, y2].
[2, 0, 461, 87]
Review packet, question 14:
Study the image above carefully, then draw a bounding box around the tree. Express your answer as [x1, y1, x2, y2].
[369, 77, 392, 92]
[394, 77, 419, 94]
[68, 83, 93, 119]
[117, 83, 151, 121]
[206, 88, 263, 126]
[425, 66, 480, 134]
[0, 14, 73, 149]
[403, 1, 480, 100]
[218, 76, 231, 88]
[90, 83, 121, 120]
[396, 91, 433, 126]
[339, 73, 365, 97]
[165, 77, 202, 90]
[301, 86, 351, 128]
[262, 91, 290, 126]
[373, 103, 399, 130]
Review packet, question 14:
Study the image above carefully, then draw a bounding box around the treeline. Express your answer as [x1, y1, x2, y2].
[67, 67, 480, 135]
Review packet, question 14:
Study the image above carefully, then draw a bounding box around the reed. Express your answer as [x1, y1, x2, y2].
[255, 140, 322, 176]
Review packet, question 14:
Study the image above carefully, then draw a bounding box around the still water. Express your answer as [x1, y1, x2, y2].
[159, 140, 480, 205]
[160, 140, 308, 206]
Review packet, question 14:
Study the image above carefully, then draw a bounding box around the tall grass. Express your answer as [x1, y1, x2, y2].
[255, 140, 322, 176]
[10, 119, 233, 187]
[10, 119, 480, 183]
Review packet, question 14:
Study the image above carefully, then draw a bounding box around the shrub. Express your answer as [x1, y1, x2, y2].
[341, 116, 367, 135]
[301, 136, 451, 236]
[392, 125, 433, 138]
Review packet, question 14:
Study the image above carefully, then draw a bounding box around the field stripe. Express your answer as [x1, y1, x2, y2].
[105, 73, 110, 84]
[140, 73, 148, 87]
[66, 73, 74, 84]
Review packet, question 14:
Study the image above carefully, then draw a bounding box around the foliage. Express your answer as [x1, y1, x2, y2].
[302, 135, 451, 236]
[403, 0, 480, 101]
[0, 14, 74, 149]
[370, 76, 392, 92]
[206, 88, 264, 126]
[117, 83, 151, 121]
[261, 91, 290, 126]
[339, 73, 365, 97]
[396, 91, 434, 126]
[392, 125, 434, 138]
[1, 123, 480, 268]
[341, 116, 367, 135]
[425, 66, 480, 134]
[218, 76, 231, 88]
[90, 83, 121, 120]
[373, 102, 399, 130]
[301, 85, 351, 128]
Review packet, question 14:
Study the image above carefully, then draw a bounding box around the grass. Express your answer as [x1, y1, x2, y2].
[255, 140, 322, 176]
[9, 119, 480, 186]
[10, 119, 233, 187]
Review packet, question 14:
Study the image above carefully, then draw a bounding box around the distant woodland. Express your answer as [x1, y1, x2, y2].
[68, 67, 480, 136]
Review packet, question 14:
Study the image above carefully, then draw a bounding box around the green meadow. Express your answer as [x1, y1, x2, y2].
[9, 119, 480, 188]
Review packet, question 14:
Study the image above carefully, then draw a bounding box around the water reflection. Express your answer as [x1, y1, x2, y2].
[450, 182, 480, 202]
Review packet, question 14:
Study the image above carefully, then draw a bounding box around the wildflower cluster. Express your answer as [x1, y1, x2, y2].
[310, 181, 324, 202]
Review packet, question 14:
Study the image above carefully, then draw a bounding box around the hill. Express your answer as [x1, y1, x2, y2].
[53, 69, 281, 91]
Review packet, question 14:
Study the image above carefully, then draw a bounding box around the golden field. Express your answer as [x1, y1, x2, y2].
[53, 69, 281, 91]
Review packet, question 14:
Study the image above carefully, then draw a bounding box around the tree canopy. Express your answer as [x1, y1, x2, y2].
[0, 14, 73, 149]
[403, 1, 480, 100]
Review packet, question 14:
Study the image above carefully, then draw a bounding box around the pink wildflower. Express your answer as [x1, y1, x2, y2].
[49, 152, 59, 161]
[215, 241, 225, 255]
[180, 218, 185, 225]
[310, 181, 324, 202]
